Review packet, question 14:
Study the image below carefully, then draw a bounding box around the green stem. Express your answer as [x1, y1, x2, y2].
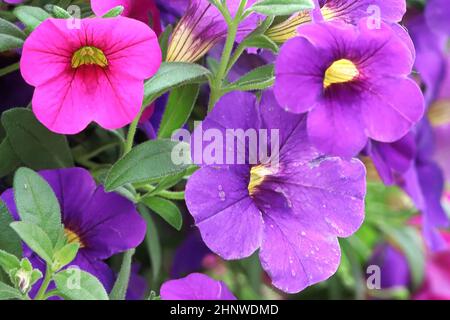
[35, 267, 53, 300]
[207, 1, 247, 111]
[139, 184, 185, 200]
[0, 62, 20, 77]
[124, 105, 146, 155]
[42, 289, 60, 300]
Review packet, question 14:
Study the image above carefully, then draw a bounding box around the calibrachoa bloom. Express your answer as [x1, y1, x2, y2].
[425, 0, 450, 35]
[166, 0, 260, 62]
[369, 227, 450, 300]
[408, 14, 448, 104]
[1, 168, 147, 291]
[274, 20, 424, 157]
[160, 273, 236, 300]
[397, 121, 449, 250]
[266, 0, 406, 43]
[185, 90, 366, 293]
[91, 0, 162, 35]
[20, 17, 161, 134]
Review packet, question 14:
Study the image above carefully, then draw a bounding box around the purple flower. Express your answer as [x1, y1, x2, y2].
[156, 0, 188, 25]
[266, 0, 406, 43]
[160, 273, 236, 300]
[395, 120, 449, 251]
[364, 133, 416, 186]
[171, 231, 212, 278]
[166, 0, 261, 62]
[3, 0, 24, 4]
[425, 0, 450, 35]
[274, 20, 424, 157]
[184, 90, 366, 293]
[407, 14, 448, 104]
[368, 244, 411, 290]
[1, 168, 147, 291]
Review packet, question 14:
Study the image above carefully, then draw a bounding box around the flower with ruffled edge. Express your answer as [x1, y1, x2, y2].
[266, 0, 406, 43]
[185, 90, 366, 293]
[20, 17, 161, 134]
[1, 167, 147, 291]
[161, 273, 236, 300]
[91, 0, 162, 35]
[166, 0, 261, 63]
[274, 20, 424, 157]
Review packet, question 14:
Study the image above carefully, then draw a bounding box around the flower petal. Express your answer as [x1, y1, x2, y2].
[307, 87, 368, 157]
[185, 165, 264, 259]
[362, 77, 425, 142]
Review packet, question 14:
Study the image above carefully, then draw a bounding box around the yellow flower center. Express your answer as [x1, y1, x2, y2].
[64, 228, 85, 248]
[248, 165, 272, 196]
[71, 46, 108, 68]
[428, 99, 450, 127]
[324, 59, 359, 88]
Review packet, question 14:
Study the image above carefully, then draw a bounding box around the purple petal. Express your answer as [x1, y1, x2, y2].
[161, 273, 236, 300]
[185, 166, 264, 259]
[362, 78, 425, 143]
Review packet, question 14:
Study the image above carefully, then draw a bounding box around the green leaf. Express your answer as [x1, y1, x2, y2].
[109, 249, 135, 300]
[0, 201, 22, 258]
[13, 6, 50, 31]
[144, 166, 195, 197]
[0, 17, 26, 52]
[53, 268, 109, 300]
[51, 6, 72, 19]
[13, 167, 62, 244]
[241, 34, 279, 53]
[225, 64, 275, 92]
[139, 205, 161, 281]
[249, 0, 314, 16]
[52, 243, 79, 272]
[1, 109, 74, 169]
[102, 5, 124, 18]
[143, 62, 211, 106]
[104, 140, 191, 191]
[158, 24, 173, 61]
[158, 84, 199, 139]
[10, 222, 54, 264]
[0, 250, 20, 274]
[0, 17, 26, 40]
[0, 281, 23, 300]
[0, 34, 24, 52]
[141, 196, 182, 230]
[0, 138, 20, 178]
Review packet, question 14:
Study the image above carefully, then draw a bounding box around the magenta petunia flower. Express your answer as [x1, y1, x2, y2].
[166, 0, 261, 62]
[20, 17, 161, 134]
[1, 168, 147, 291]
[91, 0, 162, 35]
[160, 273, 236, 300]
[274, 20, 424, 157]
[185, 91, 366, 293]
[267, 0, 406, 43]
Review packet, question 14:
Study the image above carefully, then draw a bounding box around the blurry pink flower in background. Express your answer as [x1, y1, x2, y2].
[20, 17, 161, 134]
[90, 0, 162, 35]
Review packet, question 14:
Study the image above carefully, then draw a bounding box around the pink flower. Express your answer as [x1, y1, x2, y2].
[20, 17, 161, 134]
[91, 0, 162, 35]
